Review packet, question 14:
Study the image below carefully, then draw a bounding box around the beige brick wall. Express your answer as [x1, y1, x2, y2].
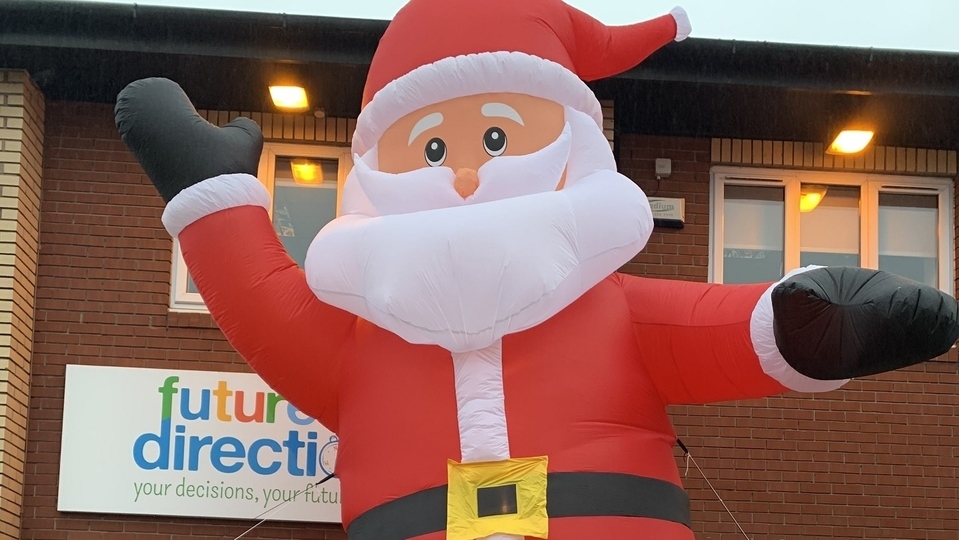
[0, 70, 43, 540]
[712, 137, 958, 175]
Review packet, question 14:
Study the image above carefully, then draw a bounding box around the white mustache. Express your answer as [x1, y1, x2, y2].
[352, 158, 458, 216]
[353, 122, 572, 216]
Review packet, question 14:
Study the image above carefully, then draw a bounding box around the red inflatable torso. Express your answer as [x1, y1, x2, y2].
[336, 276, 685, 538]
[180, 206, 788, 540]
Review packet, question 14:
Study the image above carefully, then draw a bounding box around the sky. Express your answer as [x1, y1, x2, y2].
[72, 0, 959, 53]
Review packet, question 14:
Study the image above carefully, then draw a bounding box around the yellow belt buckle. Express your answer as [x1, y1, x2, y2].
[446, 455, 549, 540]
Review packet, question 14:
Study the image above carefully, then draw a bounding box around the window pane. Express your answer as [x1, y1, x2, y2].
[273, 157, 339, 268]
[800, 184, 860, 268]
[879, 192, 938, 287]
[723, 185, 784, 284]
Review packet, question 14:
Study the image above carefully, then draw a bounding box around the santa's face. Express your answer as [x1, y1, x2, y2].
[349, 93, 576, 217]
[304, 92, 654, 352]
[377, 92, 568, 190]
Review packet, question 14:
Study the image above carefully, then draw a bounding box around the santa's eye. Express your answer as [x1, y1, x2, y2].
[424, 138, 447, 167]
[483, 127, 507, 157]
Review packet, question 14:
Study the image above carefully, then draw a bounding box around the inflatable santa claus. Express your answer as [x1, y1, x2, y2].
[115, 0, 959, 538]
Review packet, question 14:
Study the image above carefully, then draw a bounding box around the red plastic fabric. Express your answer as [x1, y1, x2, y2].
[179, 205, 357, 433]
[362, 0, 679, 107]
[622, 274, 789, 404]
[179, 209, 787, 538]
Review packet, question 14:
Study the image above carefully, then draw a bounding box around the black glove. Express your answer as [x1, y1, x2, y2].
[114, 78, 263, 203]
[772, 267, 959, 381]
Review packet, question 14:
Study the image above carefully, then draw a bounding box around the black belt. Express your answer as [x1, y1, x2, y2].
[346, 472, 692, 540]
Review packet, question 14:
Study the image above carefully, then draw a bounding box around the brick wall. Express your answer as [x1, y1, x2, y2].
[619, 133, 959, 540]
[21, 103, 959, 540]
[618, 135, 711, 281]
[0, 70, 44, 540]
[25, 102, 345, 540]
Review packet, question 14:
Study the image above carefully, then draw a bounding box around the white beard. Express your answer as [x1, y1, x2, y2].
[304, 106, 654, 353]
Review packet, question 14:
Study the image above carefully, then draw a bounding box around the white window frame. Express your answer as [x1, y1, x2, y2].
[709, 165, 955, 293]
[170, 142, 353, 313]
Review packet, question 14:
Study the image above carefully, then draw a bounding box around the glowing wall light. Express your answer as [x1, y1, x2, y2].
[269, 86, 309, 112]
[800, 184, 828, 213]
[826, 130, 874, 155]
[290, 159, 323, 185]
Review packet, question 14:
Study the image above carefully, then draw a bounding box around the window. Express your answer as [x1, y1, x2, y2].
[170, 143, 353, 312]
[710, 166, 954, 293]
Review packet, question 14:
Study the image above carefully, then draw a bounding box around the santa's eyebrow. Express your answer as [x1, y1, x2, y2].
[408, 112, 444, 146]
[481, 103, 524, 126]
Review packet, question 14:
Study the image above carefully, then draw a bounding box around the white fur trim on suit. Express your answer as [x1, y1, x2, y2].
[750, 266, 850, 393]
[450, 341, 520, 540]
[161, 173, 271, 237]
[451, 341, 511, 463]
[670, 6, 691, 42]
[353, 51, 604, 157]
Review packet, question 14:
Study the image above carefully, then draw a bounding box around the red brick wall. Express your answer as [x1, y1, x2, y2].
[618, 135, 712, 281]
[26, 102, 345, 540]
[619, 133, 959, 540]
[21, 104, 959, 540]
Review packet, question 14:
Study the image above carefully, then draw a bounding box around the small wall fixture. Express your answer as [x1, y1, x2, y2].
[826, 130, 874, 155]
[290, 159, 323, 184]
[269, 86, 309, 112]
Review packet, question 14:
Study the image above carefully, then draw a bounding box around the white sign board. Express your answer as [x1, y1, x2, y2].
[58, 364, 341, 523]
[648, 197, 685, 222]
[648, 197, 686, 229]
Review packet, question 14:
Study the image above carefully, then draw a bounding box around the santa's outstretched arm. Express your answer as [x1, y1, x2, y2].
[115, 78, 357, 432]
[618, 266, 959, 405]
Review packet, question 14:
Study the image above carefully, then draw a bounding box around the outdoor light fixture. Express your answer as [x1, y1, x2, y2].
[799, 184, 828, 213]
[269, 86, 309, 112]
[290, 159, 323, 185]
[826, 130, 874, 155]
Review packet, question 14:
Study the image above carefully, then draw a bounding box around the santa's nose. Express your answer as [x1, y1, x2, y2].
[454, 168, 479, 199]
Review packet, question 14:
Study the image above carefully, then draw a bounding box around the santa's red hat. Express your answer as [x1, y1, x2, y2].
[352, 0, 690, 156]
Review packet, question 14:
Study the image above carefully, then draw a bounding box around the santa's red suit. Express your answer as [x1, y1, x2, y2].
[111, 0, 957, 538]
[171, 203, 845, 540]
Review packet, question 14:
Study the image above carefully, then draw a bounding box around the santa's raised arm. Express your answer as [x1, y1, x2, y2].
[115, 0, 958, 538]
